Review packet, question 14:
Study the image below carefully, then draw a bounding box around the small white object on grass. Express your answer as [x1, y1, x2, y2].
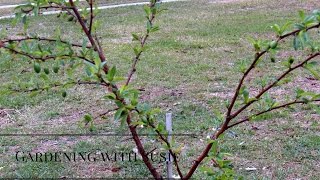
[172, 175, 180, 179]
[238, 141, 245, 145]
[245, 167, 257, 171]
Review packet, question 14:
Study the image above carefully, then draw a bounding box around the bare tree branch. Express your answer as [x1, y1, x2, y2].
[227, 22, 320, 119]
[69, 0, 108, 72]
[184, 23, 320, 180]
[88, 0, 94, 34]
[125, 4, 157, 86]
[148, 122, 184, 178]
[228, 99, 320, 129]
[2, 36, 92, 48]
[2, 46, 93, 64]
[11, 80, 107, 93]
[126, 113, 163, 179]
[230, 52, 320, 120]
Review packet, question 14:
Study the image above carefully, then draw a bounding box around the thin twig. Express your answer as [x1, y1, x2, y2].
[148, 122, 184, 178]
[126, 113, 163, 179]
[2, 36, 92, 48]
[230, 52, 320, 119]
[184, 22, 320, 180]
[125, 4, 156, 86]
[11, 80, 107, 93]
[228, 99, 320, 129]
[69, 0, 108, 72]
[94, 108, 119, 119]
[227, 22, 320, 119]
[88, 0, 94, 34]
[2, 46, 93, 64]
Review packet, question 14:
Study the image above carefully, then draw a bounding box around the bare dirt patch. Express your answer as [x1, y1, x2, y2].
[33, 137, 85, 152]
[0, 108, 20, 128]
[140, 86, 184, 102]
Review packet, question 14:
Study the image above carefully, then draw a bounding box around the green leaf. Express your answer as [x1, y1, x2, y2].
[115, 109, 128, 127]
[271, 24, 281, 35]
[304, 63, 320, 80]
[132, 33, 140, 41]
[143, 5, 151, 17]
[130, 121, 145, 127]
[209, 140, 218, 155]
[133, 47, 141, 56]
[146, 21, 152, 32]
[271, 102, 280, 108]
[93, 57, 101, 69]
[83, 114, 93, 124]
[295, 88, 305, 98]
[114, 108, 124, 121]
[299, 10, 305, 20]
[39, 73, 49, 81]
[199, 166, 215, 176]
[293, 36, 301, 50]
[85, 66, 93, 76]
[156, 122, 165, 133]
[104, 93, 116, 100]
[89, 121, 96, 132]
[150, 25, 160, 33]
[248, 97, 257, 103]
[294, 23, 305, 30]
[29, 91, 39, 97]
[304, 15, 317, 26]
[106, 66, 116, 82]
[82, 38, 88, 51]
[115, 100, 124, 108]
[280, 21, 292, 35]
[243, 88, 249, 104]
[311, 94, 320, 101]
[240, 86, 249, 104]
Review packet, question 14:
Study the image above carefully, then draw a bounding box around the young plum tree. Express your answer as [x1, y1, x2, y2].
[0, 0, 319, 179]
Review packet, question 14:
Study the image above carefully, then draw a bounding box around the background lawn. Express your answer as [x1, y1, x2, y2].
[0, 0, 319, 178]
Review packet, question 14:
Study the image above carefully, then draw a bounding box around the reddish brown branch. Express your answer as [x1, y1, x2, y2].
[228, 99, 320, 129]
[69, 0, 108, 72]
[227, 22, 320, 118]
[230, 52, 320, 119]
[94, 107, 119, 119]
[125, 4, 156, 86]
[11, 80, 107, 93]
[279, 23, 320, 39]
[183, 53, 320, 179]
[185, 23, 320, 180]
[126, 114, 163, 179]
[148, 123, 184, 178]
[227, 51, 267, 118]
[183, 126, 226, 179]
[2, 36, 92, 48]
[2, 46, 93, 64]
[88, 0, 94, 34]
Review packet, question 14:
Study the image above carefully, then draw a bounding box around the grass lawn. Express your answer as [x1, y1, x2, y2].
[0, 0, 319, 178]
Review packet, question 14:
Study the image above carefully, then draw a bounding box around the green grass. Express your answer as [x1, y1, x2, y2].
[0, 0, 320, 178]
